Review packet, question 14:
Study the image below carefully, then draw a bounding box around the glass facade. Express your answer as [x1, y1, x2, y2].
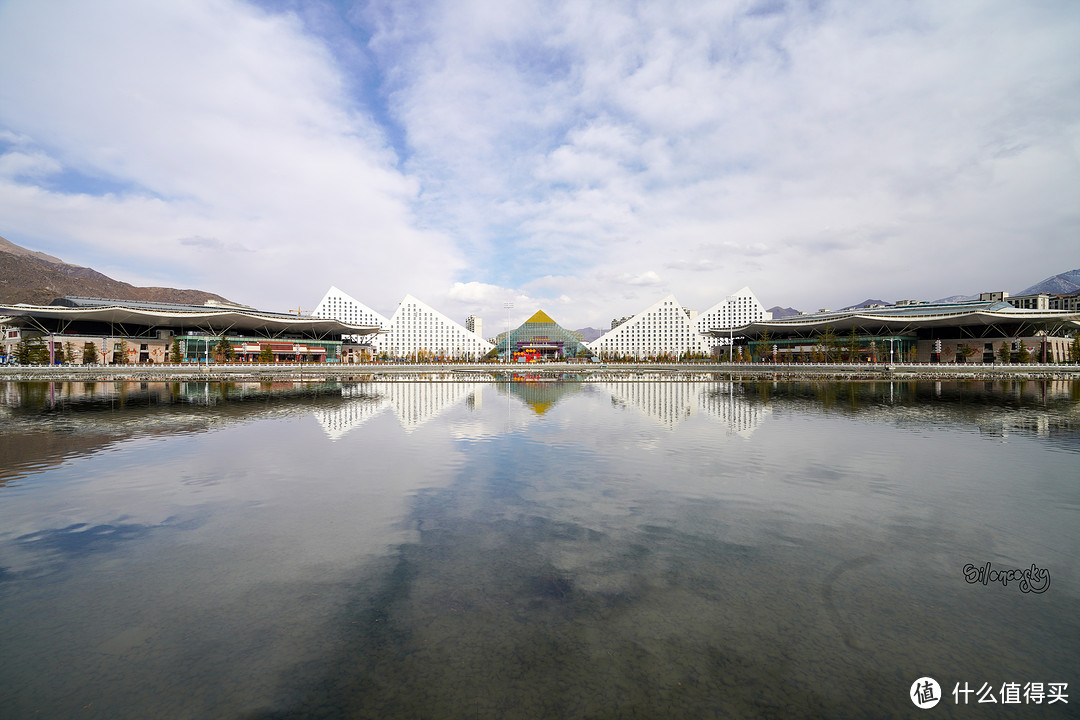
[495, 311, 592, 361]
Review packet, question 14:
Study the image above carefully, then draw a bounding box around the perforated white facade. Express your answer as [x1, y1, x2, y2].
[377, 295, 494, 360]
[311, 286, 389, 331]
[587, 295, 711, 359]
[694, 287, 772, 350]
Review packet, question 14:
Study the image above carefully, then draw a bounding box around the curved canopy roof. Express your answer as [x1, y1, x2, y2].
[1, 297, 380, 338]
[706, 300, 1080, 337]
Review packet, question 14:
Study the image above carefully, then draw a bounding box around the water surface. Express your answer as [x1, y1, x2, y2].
[0, 379, 1077, 718]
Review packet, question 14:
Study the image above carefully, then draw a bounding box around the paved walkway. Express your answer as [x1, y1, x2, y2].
[1, 362, 1078, 381]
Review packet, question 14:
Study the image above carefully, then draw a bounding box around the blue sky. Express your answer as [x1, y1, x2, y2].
[1, 0, 1078, 328]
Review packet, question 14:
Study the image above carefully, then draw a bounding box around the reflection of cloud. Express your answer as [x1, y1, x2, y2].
[7, 517, 201, 578]
[18, 521, 154, 559]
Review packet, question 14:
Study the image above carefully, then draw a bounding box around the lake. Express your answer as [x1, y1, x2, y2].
[0, 378, 1077, 719]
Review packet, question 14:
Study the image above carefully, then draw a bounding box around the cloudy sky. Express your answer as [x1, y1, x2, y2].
[0, 0, 1077, 327]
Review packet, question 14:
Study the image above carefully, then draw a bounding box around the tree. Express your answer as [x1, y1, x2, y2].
[113, 340, 129, 364]
[170, 338, 183, 364]
[16, 335, 49, 365]
[997, 341, 1011, 364]
[64, 342, 77, 365]
[955, 343, 976, 363]
[1070, 332, 1080, 364]
[757, 329, 772, 362]
[1017, 343, 1031, 363]
[845, 328, 860, 362]
[816, 327, 838, 363]
[259, 344, 274, 363]
[215, 335, 234, 362]
[83, 342, 99, 364]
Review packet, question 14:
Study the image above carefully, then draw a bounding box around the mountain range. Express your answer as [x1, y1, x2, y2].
[0, 236, 232, 307]
[1, 235, 1076, 323]
[776, 270, 1079, 316]
[1016, 268, 1080, 296]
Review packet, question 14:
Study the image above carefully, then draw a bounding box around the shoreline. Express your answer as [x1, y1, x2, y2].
[1, 361, 1079, 382]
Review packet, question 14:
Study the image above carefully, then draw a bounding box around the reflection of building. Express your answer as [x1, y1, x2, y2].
[380, 382, 479, 433]
[602, 381, 698, 430]
[600, 381, 771, 435]
[696, 387, 770, 438]
[0, 297, 377, 364]
[496, 310, 591, 361]
[589, 295, 711, 360]
[717, 297, 1080, 363]
[503, 380, 582, 415]
[312, 393, 390, 440]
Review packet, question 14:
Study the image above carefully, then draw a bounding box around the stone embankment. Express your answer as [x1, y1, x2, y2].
[1, 362, 1078, 382]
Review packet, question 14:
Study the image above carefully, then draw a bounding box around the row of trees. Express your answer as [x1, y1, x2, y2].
[748, 330, 1080, 364]
[748, 328, 898, 363]
[7, 337, 109, 365]
[8, 330, 1080, 365]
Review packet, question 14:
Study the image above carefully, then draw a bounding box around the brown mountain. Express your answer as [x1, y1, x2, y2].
[0, 236, 234, 307]
[767, 305, 800, 319]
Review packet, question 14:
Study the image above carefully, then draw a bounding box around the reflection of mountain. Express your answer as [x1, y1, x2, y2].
[503, 381, 583, 415]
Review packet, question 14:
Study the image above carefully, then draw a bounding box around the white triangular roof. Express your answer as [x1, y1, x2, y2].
[695, 287, 770, 330]
[587, 294, 710, 355]
[375, 294, 494, 355]
[311, 285, 390, 327]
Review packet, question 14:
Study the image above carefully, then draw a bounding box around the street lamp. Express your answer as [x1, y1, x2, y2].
[719, 293, 737, 363]
[885, 337, 896, 364]
[504, 301, 513, 364]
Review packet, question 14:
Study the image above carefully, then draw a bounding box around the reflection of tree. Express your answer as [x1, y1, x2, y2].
[1, 381, 382, 483]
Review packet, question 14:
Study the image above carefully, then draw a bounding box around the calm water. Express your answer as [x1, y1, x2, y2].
[0, 378, 1077, 719]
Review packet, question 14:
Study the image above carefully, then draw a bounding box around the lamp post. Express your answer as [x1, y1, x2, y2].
[720, 293, 737, 363]
[504, 301, 513, 364]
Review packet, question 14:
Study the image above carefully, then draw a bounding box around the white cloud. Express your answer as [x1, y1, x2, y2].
[446, 281, 507, 305]
[1, 0, 1077, 327]
[0, 0, 462, 312]
[621, 270, 663, 287]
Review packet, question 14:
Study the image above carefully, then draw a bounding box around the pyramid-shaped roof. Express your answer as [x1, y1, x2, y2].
[496, 309, 592, 358]
[526, 309, 556, 324]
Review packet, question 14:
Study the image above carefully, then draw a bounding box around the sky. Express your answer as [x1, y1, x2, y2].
[0, 0, 1078, 329]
